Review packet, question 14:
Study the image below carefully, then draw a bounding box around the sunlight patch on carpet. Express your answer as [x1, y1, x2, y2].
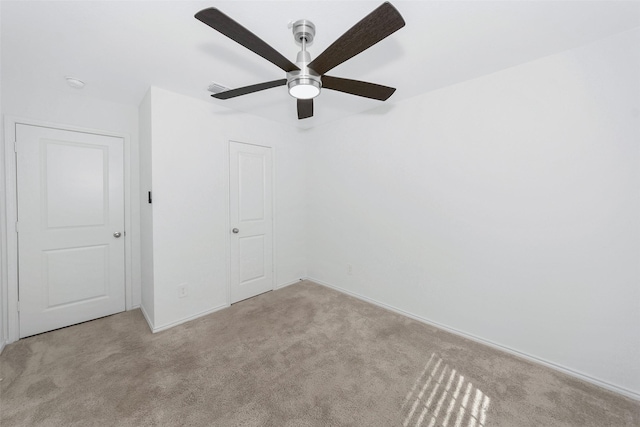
[402, 353, 491, 427]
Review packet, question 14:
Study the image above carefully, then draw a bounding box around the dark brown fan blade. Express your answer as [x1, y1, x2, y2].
[297, 99, 314, 119]
[322, 75, 396, 100]
[211, 79, 287, 99]
[308, 2, 405, 76]
[195, 8, 299, 72]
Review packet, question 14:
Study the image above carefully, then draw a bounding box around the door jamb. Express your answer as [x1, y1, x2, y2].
[2, 116, 135, 344]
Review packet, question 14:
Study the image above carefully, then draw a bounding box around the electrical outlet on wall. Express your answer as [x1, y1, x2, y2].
[347, 263, 353, 275]
[178, 283, 188, 298]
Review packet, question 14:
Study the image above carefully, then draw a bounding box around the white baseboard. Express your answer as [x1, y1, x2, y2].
[150, 303, 229, 333]
[138, 280, 304, 334]
[307, 277, 640, 401]
[275, 278, 304, 290]
[139, 304, 155, 333]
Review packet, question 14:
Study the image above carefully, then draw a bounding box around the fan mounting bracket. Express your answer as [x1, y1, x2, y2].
[291, 19, 315, 44]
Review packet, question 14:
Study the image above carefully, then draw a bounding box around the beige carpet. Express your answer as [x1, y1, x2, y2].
[1, 281, 638, 426]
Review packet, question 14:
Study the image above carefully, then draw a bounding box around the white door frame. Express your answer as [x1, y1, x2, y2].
[2, 116, 135, 344]
[226, 140, 277, 306]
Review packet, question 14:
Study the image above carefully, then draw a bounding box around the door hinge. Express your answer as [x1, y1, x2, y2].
[15, 221, 19, 233]
[17, 301, 20, 312]
[14, 141, 18, 152]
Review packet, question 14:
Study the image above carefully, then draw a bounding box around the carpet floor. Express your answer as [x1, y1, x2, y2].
[1, 280, 638, 426]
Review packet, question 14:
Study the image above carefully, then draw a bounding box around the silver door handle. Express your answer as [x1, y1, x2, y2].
[113, 232, 122, 238]
[232, 228, 239, 234]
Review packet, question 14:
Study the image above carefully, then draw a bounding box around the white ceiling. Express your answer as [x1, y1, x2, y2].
[2, 1, 639, 129]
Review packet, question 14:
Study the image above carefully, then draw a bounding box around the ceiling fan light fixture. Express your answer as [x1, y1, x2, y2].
[288, 77, 321, 99]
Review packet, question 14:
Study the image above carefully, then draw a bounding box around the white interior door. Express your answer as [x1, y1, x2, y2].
[16, 124, 125, 338]
[229, 141, 273, 304]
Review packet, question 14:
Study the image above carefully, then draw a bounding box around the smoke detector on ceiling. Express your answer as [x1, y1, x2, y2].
[65, 76, 85, 89]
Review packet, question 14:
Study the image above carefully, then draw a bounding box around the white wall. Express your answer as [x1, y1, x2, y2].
[0, 0, 5, 352]
[139, 90, 154, 325]
[144, 87, 306, 331]
[306, 29, 640, 397]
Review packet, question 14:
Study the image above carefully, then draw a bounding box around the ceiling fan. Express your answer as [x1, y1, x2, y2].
[195, 2, 405, 120]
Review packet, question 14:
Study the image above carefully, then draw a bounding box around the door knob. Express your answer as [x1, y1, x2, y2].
[113, 232, 122, 238]
[232, 228, 239, 234]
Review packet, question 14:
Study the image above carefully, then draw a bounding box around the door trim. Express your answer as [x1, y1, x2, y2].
[226, 140, 276, 305]
[2, 116, 136, 344]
